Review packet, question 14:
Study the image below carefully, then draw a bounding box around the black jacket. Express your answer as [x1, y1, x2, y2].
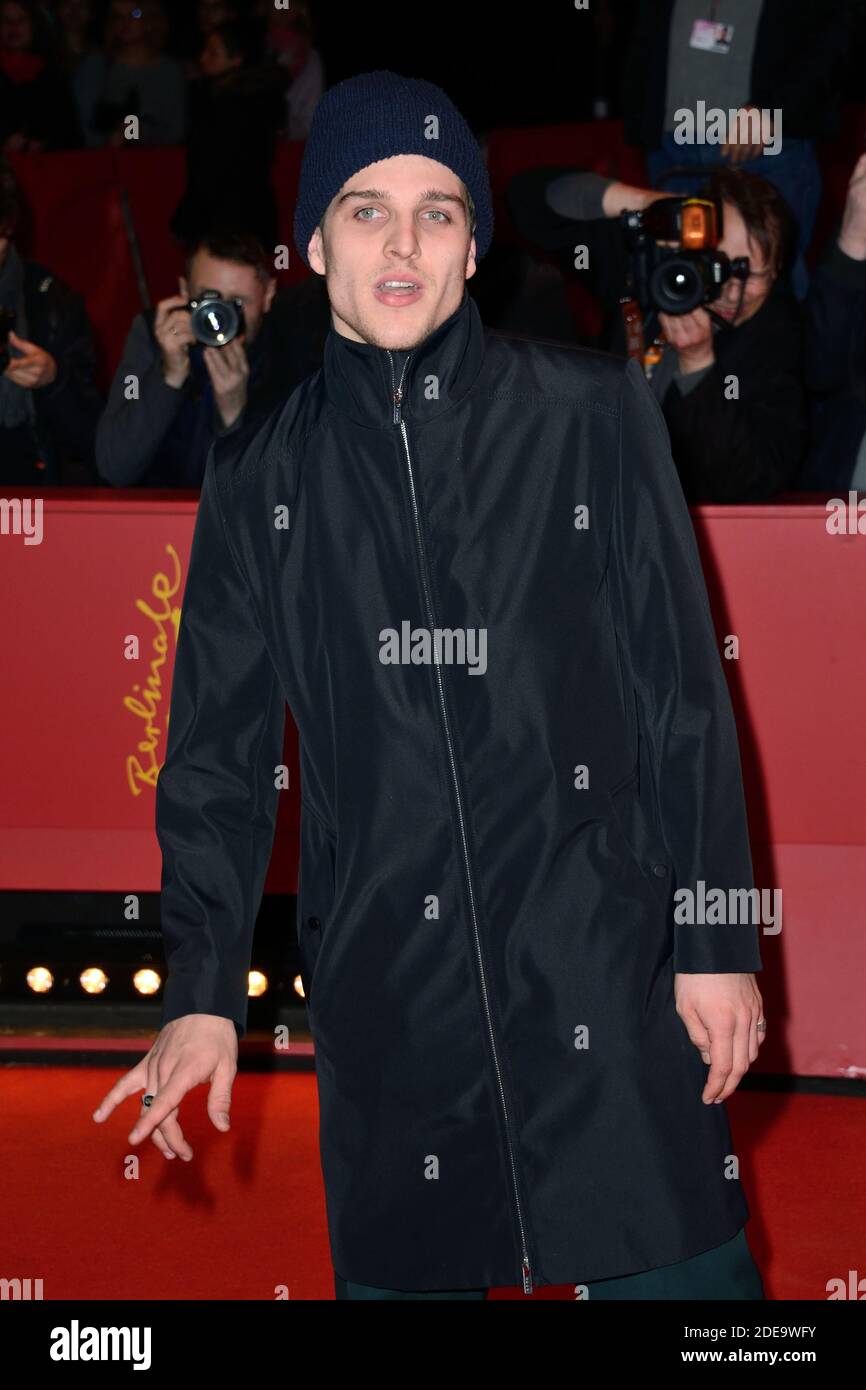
[622, 0, 859, 147]
[505, 164, 807, 502]
[802, 236, 866, 490]
[156, 287, 762, 1293]
[1, 258, 103, 486]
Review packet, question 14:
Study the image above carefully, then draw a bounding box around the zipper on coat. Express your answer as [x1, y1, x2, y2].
[388, 351, 535, 1296]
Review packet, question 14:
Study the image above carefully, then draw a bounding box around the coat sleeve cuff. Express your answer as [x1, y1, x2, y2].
[674, 922, 765, 974]
[159, 969, 250, 1040]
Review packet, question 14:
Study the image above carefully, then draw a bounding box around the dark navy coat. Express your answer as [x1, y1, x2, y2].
[156, 286, 764, 1294]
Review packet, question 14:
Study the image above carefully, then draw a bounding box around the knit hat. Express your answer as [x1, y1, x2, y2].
[293, 70, 493, 268]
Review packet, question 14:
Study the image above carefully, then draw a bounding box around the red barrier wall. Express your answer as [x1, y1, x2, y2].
[1, 489, 864, 1078]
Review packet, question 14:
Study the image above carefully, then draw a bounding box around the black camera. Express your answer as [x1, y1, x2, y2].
[187, 291, 246, 347]
[620, 196, 748, 315]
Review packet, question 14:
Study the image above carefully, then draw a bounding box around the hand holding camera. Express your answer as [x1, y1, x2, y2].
[154, 289, 196, 388]
[657, 305, 716, 373]
[155, 279, 249, 428]
[202, 334, 250, 431]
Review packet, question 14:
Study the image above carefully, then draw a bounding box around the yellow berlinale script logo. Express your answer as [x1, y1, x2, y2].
[124, 545, 182, 796]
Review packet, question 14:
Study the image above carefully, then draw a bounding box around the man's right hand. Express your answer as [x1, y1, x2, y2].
[154, 293, 196, 389]
[91, 1014, 238, 1161]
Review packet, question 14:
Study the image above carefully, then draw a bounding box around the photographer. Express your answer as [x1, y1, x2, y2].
[95, 228, 330, 487]
[802, 153, 866, 490]
[0, 160, 102, 485]
[505, 163, 806, 503]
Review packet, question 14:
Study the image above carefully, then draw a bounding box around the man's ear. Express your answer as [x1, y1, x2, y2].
[178, 273, 190, 299]
[464, 235, 477, 282]
[308, 225, 326, 275]
[263, 276, 277, 311]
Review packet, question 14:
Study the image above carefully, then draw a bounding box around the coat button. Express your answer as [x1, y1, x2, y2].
[651, 863, 667, 877]
[306, 915, 321, 930]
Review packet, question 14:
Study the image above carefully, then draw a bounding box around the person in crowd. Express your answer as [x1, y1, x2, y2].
[94, 0, 186, 146]
[0, 159, 103, 484]
[170, 17, 287, 253]
[621, 0, 859, 299]
[95, 228, 331, 487]
[177, 0, 238, 79]
[53, 0, 109, 147]
[196, 0, 237, 38]
[802, 153, 866, 491]
[265, 0, 323, 140]
[0, 0, 82, 151]
[506, 162, 806, 503]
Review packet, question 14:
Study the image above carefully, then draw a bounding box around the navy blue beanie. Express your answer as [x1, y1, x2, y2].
[293, 70, 493, 267]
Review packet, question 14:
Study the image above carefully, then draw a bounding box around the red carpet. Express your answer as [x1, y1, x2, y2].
[1, 1067, 861, 1300]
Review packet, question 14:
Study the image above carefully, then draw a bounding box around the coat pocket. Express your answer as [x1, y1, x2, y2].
[604, 763, 673, 898]
[296, 801, 338, 1009]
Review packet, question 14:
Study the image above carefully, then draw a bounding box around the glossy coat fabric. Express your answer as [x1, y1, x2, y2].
[156, 286, 764, 1294]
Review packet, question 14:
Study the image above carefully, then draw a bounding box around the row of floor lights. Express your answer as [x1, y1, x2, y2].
[24, 967, 307, 999]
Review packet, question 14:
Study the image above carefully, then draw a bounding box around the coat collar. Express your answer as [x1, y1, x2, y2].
[322, 285, 486, 428]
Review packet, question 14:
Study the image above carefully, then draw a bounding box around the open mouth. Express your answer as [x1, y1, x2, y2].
[373, 278, 424, 306]
[376, 278, 421, 293]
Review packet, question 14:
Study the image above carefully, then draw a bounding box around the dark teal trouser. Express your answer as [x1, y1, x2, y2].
[333, 1226, 764, 1300]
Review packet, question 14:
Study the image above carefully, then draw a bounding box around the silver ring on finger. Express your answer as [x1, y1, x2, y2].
[142, 1092, 155, 1107]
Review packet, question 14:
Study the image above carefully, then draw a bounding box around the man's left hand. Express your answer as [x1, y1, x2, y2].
[203, 336, 250, 430]
[658, 307, 715, 374]
[675, 972, 765, 1104]
[4, 330, 58, 388]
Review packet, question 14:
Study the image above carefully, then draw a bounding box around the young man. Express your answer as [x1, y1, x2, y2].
[94, 71, 767, 1300]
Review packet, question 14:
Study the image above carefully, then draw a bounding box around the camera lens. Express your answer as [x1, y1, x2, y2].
[650, 257, 703, 314]
[189, 297, 242, 347]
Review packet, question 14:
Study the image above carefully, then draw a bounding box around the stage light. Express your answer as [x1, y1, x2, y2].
[133, 968, 161, 996]
[80, 967, 108, 994]
[248, 970, 268, 998]
[293, 973, 305, 1000]
[27, 966, 54, 993]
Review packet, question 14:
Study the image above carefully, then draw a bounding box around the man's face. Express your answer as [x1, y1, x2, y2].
[0, 2, 33, 50]
[307, 155, 476, 350]
[198, 0, 233, 33]
[58, 0, 92, 30]
[109, 0, 143, 44]
[180, 250, 276, 346]
[200, 32, 237, 77]
[715, 199, 777, 326]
